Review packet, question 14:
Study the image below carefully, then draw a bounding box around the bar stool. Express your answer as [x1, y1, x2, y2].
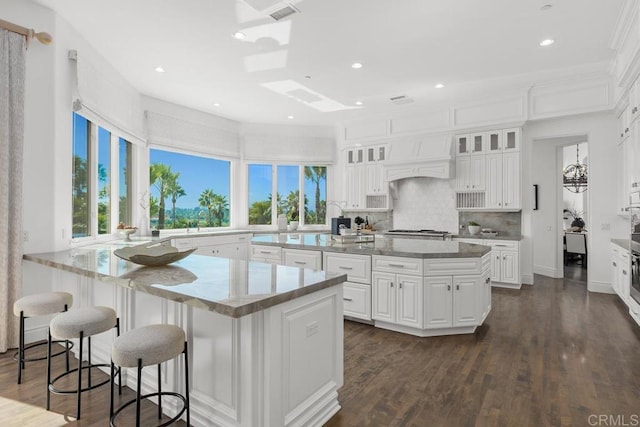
[109, 324, 189, 427]
[13, 291, 74, 384]
[46, 306, 120, 420]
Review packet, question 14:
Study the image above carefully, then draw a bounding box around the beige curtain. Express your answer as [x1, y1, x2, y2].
[0, 29, 26, 353]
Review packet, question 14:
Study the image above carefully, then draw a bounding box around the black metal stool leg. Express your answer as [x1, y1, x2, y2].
[46, 329, 52, 410]
[185, 341, 190, 427]
[136, 359, 143, 427]
[157, 363, 162, 419]
[17, 312, 24, 384]
[64, 304, 70, 372]
[87, 336, 92, 388]
[77, 331, 83, 420]
[109, 360, 115, 419]
[116, 318, 121, 395]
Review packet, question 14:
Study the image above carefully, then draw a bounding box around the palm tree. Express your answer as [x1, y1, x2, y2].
[150, 163, 174, 229]
[167, 177, 186, 228]
[304, 166, 327, 223]
[284, 190, 300, 221]
[198, 189, 215, 226]
[211, 193, 229, 226]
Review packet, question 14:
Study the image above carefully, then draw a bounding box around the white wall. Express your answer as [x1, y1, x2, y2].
[523, 111, 624, 292]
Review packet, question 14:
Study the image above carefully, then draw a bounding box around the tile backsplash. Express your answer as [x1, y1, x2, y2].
[458, 211, 522, 237]
[392, 178, 459, 232]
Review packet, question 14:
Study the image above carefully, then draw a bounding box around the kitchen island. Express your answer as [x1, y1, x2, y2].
[23, 241, 347, 427]
[251, 233, 492, 337]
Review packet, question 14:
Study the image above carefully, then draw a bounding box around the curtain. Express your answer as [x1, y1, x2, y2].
[0, 29, 26, 353]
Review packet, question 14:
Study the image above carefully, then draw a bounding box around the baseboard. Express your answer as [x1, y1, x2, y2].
[24, 324, 48, 345]
[533, 265, 562, 278]
[588, 280, 615, 294]
[521, 274, 534, 285]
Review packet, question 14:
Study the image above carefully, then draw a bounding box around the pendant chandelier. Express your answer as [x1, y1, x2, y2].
[563, 144, 588, 193]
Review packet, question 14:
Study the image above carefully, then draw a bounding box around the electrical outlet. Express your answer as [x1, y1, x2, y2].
[459, 224, 465, 229]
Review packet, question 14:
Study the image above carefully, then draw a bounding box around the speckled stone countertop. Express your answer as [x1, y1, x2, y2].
[611, 239, 630, 250]
[23, 242, 346, 318]
[451, 234, 523, 241]
[252, 233, 491, 258]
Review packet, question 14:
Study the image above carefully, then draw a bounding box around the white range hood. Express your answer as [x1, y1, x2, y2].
[383, 133, 453, 181]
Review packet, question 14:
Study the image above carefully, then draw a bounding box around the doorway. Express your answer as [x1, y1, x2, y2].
[562, 143, 588, 283]
[531, 134, 589, 282]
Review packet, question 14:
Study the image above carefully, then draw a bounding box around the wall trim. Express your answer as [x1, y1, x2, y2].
[588, 280, 615, 294]
[533, 265, 562, 279]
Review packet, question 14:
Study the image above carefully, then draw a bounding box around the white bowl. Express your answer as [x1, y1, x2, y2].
[119, 228, 137, 241]
[468, 226, 481, 235]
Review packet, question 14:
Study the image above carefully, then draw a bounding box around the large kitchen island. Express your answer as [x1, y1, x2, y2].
[23, 241, 347, 427]
[251, 233, 492, 337]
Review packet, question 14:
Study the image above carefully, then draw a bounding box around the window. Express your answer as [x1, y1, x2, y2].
[149, 149, 231, 229]
[72, 114, 90, 238]
[247, 164, 328, 227]
[71, 112, 133, 239]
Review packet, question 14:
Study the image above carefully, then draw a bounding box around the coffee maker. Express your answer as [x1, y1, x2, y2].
[331, 217, 351, 235]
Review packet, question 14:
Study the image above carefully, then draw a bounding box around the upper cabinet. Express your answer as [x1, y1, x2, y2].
[346, 147, 365, 165]
[455, 127, 521, 211]
[344, 143, 391, 211]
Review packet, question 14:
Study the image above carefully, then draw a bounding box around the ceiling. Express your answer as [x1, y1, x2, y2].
[34, 0, 624, 126]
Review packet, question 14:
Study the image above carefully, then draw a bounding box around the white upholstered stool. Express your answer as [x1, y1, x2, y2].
[13, 292, 73, 384]
[109, 324, 189, 427]
[46, 306, 120, 420]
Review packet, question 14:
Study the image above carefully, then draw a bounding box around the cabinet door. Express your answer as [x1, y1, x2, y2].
[452, 276, 479, 327]
[345, 165, 365, 209]
[500, 251, 519, 284]
[424, 276, 453, 329]
[343, 282, 372, 321]
[455, 157, 471, 190]
[502, 128, 520, 152]
[346, 147, 364, 165]
[485, 154, 503, 208]
[397, 274, 423, 328]
[484, 276, 492, 319]
[617, 140, 630, 216]
[215, 243, 245, 260]
[456, 134, 471, 156]
[611, 251, 621, 296]
[502, 152, 520, 209]
[470, 155, 486, 190]
[372, 272, 395, 322]
[470, 133, 485, 154]
[365, 163, 382, 194]
[486, 130, 502, 153]
[489, 250, 501, 283]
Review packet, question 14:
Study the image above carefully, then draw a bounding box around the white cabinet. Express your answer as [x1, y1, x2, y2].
[251, 245, 282, 264]
[455, 155, 486, 191]
[618, 105, 631, 143]
[175, 234, 251, 260]
[453, 238, 521, 288]
[372, 272, 423, 328]
[616, 138, 630, 216]
[345, 164, 366, 209]
[423, 274, 488, 329]
[423, 276, 453, 328]
[456, 133, 485, 156]
[485, 152, 521, 210]
[282, 248, 322, 270]
[324, 252, 373, 321]
[346, 147, 365, 165]
[345, 143, 390, 210]
[501, 128, 521, 152]
[611, 244, 630, 304]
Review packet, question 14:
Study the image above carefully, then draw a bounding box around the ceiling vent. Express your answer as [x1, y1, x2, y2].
[390, 95, 414, 105]
[270, 4, 300, 20]
[241, 0, 301, 20]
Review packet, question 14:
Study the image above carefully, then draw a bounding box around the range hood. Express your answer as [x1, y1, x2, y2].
[383, 133, 453, 181]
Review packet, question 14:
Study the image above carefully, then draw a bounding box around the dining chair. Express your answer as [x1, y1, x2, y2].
[564, 233, 587, 268]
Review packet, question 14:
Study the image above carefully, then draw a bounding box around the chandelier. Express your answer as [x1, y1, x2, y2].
[562, 144, 588, 193]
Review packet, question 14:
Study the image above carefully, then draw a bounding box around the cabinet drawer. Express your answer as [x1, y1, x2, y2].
[372, 255, 423, 275]
[323, 253, 371, 284]
[251, 245, 282, 261]
[424, 256, 487, 276]
[454, 238, 483, 245]
[283, 249, 322, 270]
[343, 282, 372, 321]
[484, 240, 518, 250]
[172, 238, 194, 251]
[195, 234, 251, 246]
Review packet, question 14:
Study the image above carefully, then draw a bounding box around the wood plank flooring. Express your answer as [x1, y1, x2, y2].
[1, 274, 639, 426]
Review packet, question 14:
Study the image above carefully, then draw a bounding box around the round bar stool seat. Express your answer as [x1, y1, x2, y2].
[47, 306, 120, 420]
[13, 292, 73, 384]
[110, 324, 190, 427]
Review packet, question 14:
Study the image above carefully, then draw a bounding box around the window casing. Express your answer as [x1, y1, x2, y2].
[72, 113, 133, 240]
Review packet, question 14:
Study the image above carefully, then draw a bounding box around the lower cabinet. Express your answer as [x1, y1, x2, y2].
[324, 252, 372, 321]
[251, 245, 282, 264]
[611, 243, 630, 304]
[372, 272, 423, 328]
[282, 248, 322, 270]
[423, 275, 489, 329]
[454, 238, 520, 287]
[175, 234, 251, 260]
[343, 282, 372, 321]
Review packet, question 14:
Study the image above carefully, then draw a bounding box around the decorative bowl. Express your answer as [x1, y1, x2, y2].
[468, 225, 481, 235]
[119, 228, 137, 241]
[114, 243, 196, 266]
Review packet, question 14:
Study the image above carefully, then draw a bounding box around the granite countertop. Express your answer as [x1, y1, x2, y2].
[611, 239, 630, 250]
[251, 233, 491, 258]
[23, 242, 346, 318]
[451, 234, 523, 241]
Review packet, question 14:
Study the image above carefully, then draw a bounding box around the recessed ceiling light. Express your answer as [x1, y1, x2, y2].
[351, 62, 363, 69]
[539, 39, 555, 47]
[435, 83, 445, 89]
[287, 115, 294, 119]
[355, 101, 363, 106]
[540, 4, 553, 11]
[233, 32, 246, 40]
[305, 75, 311, 79]
[213, 103, 220, 107]
[154, 66, 165, 73]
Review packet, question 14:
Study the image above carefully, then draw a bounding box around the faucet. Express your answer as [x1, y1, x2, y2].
[197, 210, 208, 232]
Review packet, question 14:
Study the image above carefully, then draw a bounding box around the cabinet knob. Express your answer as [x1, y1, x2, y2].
[343, 297, 353, 302]
[447, 285, 451, 291]
[623, 270, 628, 275]
[456, 285, 460, 291]
[613, 262, 617, 267]
[390, 282, 394, 288]
[399, 282, 403, 289]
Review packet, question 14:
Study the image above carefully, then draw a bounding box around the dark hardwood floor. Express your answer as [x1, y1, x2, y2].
[1, 274, 639, 427]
